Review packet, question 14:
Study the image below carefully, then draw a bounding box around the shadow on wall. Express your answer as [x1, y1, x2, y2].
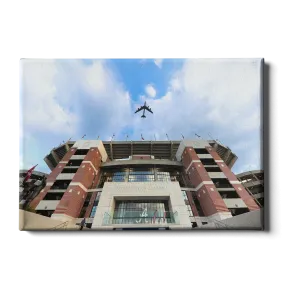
[195, 209, 263, 230]
[19, 210, 81, 231]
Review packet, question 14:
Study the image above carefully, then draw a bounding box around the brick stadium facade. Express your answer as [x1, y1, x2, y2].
[29, 139, 261, 230]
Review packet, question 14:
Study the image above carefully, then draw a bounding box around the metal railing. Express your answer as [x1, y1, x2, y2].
[102, 210, 179, 226]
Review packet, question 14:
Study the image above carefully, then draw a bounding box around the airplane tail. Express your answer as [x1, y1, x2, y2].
[141, 115, 146, 118]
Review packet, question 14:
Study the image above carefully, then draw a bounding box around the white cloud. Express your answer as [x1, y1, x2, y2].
[145, 84, 157, 98]
[129, 59, 262, 172]
[20, 59, 78, 135]
[154, 59, 163, 68]
[20, 59, 134, 170]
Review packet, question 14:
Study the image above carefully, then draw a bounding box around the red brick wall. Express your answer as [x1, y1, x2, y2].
[207, 150, 260, 211]
[188, 162, 212, 186]
[181, 146, 230, 217]
[84, 148, 102, 168]
[46, 163, 67, 183]
[182, 147, 200, 169]
[216, 161, 237, 181]
[197, 185, 229, 216]
[53, 185, 86, 218]
[72, 164, 95, 189]
[52, 147, 103, 218]
[29, 186, 51, 209]
[62, 147, 77, 161]
[205, 146, 223, 161]
[232, 184, 260, 211]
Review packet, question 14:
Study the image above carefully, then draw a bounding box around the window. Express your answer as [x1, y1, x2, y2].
[90, 206, 97, 218]
[113, 200, 172, 224]
[129, 168, 155, 182]
[182, 191, 188, 201]
[89, 192, 101, 218]
[191, 222, 198, 228]
[187, 204, 194, 217]
[202, 222, 208, 225]
[157, 171, 171, 182]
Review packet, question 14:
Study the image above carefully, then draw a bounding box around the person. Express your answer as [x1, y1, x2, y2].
[80, 217, 86, 230]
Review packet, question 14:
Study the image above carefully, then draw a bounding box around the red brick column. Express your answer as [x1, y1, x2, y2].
[62, 147, 77, 161]
[232, 184, 260, 211]
[182, 146, 230, 217]
[206, 146, 260, 211]
[53, 185, 86, 218]
[53, 147, 103, 219]
[29, 186, 50, 209]
[29, 159, 71, 210]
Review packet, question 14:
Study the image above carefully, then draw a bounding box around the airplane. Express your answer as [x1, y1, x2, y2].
[134, 101, 153, 118]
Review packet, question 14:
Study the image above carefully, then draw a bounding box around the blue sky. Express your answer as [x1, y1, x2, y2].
[20, 58, 262, 175]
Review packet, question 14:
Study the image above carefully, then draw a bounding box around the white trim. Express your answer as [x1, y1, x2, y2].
[46, 182, 53, 186]
[82, 161, 98, 175]
[215, 160, 224, 162]
[230, 181, 242, 184]
[185, 160, 200, 173]
[208, 211, 232, 222]
[69, 182, 87, 192]
[51, 213, 75, 222]
[59, 161, 68, 163]
[194, 181, 214, 191]
[88, 188, 103, 192]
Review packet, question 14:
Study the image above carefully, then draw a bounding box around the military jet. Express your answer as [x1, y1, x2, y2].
[134, 101, 153, 118]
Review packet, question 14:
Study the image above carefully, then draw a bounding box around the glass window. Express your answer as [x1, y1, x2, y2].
[90, 206, 97, 218]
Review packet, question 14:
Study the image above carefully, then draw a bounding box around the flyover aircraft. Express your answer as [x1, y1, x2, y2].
[134, 102, 153, 118]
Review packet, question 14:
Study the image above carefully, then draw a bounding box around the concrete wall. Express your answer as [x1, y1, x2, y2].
[197, 154, 212, 159]
[223, 198, 247, 208]
[70, 155, 86, 160]
[101, 159, 182, 168]
[92, 182, 192, 230]
[208, 172, 226, 179]
[198, 209, 263, 230]
[56, 173, 75, 180]
[73, 140, 108, 162]
[35, 200, 60, 210]
[176, 140, 211, 161]
[19, 210, 80, 230]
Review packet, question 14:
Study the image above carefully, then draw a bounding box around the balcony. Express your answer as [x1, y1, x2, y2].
[243, 180, 264, 188]
[56, 173, 75, 180]
[35, 200, 60, 211]
[70, 155, 86, 160]
[197, 154, 212, 159]
[208, 172, 226, 179]
[102, 210, 179, 226]
[223, 198, 247, 208]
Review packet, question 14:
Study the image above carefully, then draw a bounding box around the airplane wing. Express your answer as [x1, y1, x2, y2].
[134, 106, 144, 113]
[145, 106, 153, 114]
